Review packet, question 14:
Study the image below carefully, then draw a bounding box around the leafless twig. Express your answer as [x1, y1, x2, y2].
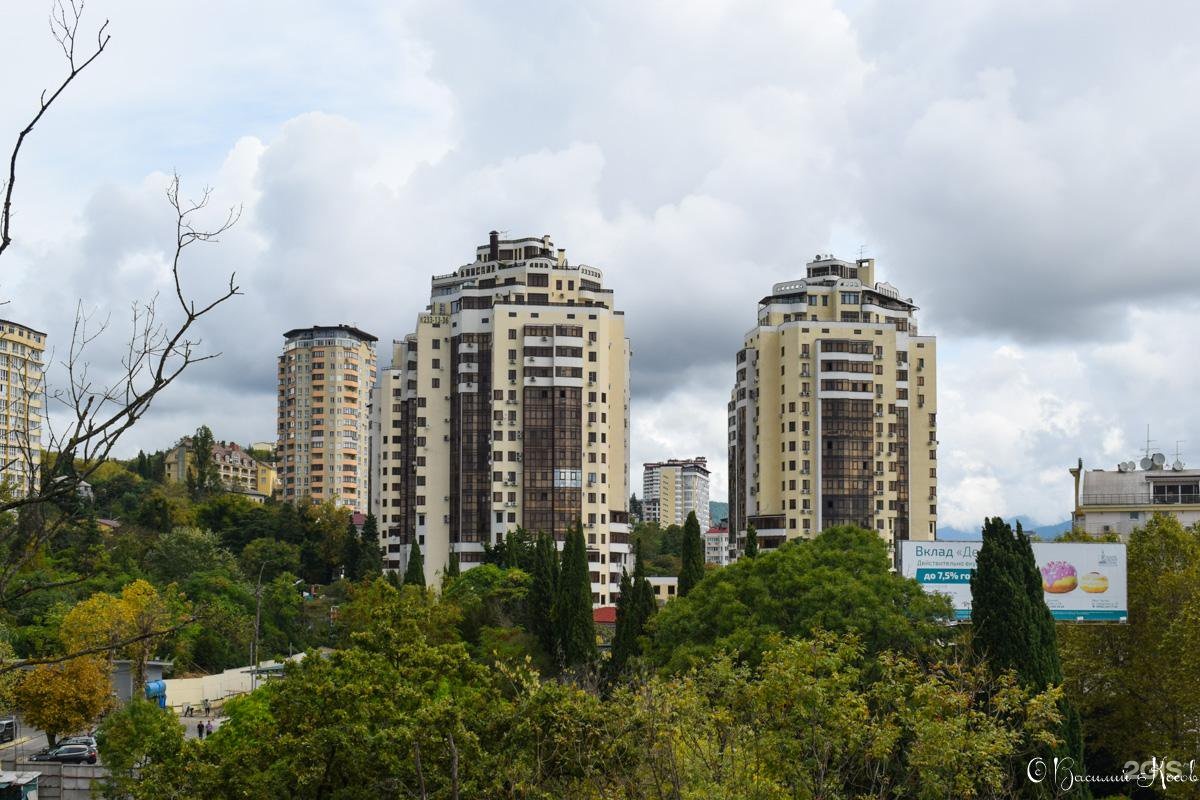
[1, 0, 110, 258]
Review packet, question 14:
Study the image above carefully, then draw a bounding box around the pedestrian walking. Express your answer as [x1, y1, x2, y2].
[203, 698, 211, 716]
[196, 722, 205, 740]
[205, 720, 214, 737]
[182, 703, 192, 718]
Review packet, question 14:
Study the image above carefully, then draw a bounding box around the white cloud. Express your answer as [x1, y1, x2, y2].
[3, 0, 1200, 526]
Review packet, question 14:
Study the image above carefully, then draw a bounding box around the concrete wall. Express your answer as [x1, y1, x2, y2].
[15, 762, 107, 800]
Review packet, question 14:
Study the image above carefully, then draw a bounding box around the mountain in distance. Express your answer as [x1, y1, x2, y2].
[709, 501, 729, 525]
[938, 516, 1073, 541]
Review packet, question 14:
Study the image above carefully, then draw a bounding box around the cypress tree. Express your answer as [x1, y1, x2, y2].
[136, 450, 149, 479]
[403, 536, 426, 587]
[678, 510, 705, 596]
[341, 520, 362, 581]
[744, 522, 758, 558]
[554, 523, 596, 667]
[610, 538, 656, 675]
[357, 513, 382, 579]
[529, 531, 560, 659]
[971, 517, 1086, 789]
[446, 550, 461, 578]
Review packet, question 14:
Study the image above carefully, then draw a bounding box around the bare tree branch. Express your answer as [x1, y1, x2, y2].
[0, 617, 196, 674]
[1, 0, 110, 258]
[0, 172, 242, 599]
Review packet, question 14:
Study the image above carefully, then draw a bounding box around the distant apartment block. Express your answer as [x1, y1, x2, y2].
[728, 254, 938, 557]
[642, 457, 711, 531]
[164, 437, 278, 501]
[1070, 454, 1200, 539]
[704, 523, 731, 566]
[372, 232, 632, 603]
[277, 325, 377, 512]
[0, 320, 46, 496]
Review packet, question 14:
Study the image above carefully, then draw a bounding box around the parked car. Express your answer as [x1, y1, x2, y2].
[59, 735, 97, 748]
[29, 743, 97, 764]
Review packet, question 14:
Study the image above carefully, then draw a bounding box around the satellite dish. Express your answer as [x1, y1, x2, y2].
[1140, 456, 1153, 470]
[1153, 452, 1166, 467]
[1116, 462, 1126, 472]
[1125, 461, 1136, 472]
[1173, 459, 1184, 471]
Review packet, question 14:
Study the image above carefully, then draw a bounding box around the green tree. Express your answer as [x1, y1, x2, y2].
[357, 513, 382, 579]
[646, 525, 952, 672]
[528, 531, 559, 660]
[340, 519, 363, 581]
[678, 510, 705, 596]
[446, 550, 460, 580]
[239, 538, 301, 583]
[404, 536, 426, 587]
[554, 524, 595, 668]
[185, 425, 222, 499]
[744, 522, 758, 558]
[610, 538, 656, 676]
[146, 526, 240, 584]
[1058, 516, 1200, 779]
[971, 517, 1084, 795]
[96, 698, 186, 799]
[135, 450, 149, 479]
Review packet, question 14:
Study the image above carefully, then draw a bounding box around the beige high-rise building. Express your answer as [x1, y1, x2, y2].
[372, 232, 632, 601]
[0, 320, 46, 496]
[277, 325, 377, 512]
[642, 457, 710, 531]
[164, 436, 278, 501]
[728, 254, 938, 557]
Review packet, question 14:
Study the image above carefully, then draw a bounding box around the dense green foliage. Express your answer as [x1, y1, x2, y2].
[1059, 515, 1200, 789]
[100, 579, 1065, 799]
[646, 525, 953, 672]
[678, 510, 705, 596]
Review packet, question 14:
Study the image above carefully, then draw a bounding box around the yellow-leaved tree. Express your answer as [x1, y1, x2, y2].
[15, 657, 112, 746]
[60, 580, 188, 693]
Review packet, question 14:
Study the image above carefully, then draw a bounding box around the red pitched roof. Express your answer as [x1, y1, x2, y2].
[593, 606, 618, 624]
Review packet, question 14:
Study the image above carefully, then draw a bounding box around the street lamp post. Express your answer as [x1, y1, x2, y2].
[251, 560, 272, 692]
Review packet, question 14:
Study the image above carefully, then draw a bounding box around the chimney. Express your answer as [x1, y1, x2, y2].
[489, 230, 499, 261]
[557, 247, 566, 266]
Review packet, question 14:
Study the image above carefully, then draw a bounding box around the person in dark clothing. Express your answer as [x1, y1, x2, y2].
[197, 722, 205, 740]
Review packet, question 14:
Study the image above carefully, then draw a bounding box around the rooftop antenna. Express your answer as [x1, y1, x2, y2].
[1144, 425, 1155, 460]
[857, 244, 868, 259]
[1174, 440, 1186, 471]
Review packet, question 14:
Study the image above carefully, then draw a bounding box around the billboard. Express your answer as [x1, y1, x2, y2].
[900, 541, 1128, 622]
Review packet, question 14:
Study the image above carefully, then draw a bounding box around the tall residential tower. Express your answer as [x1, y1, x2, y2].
[277, 325, 377, 512]
[373, 233, 632, 602]
[642, 457, 711, 531]
[728, 255, 937, 556]
[0, 320, 46, 496]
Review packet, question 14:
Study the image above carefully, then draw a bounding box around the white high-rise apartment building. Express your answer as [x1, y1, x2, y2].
[642, 457, 710, 531]
[373, 232, 632, 604]
[0, 320, 46, 496]
[728, 254, 938, 557]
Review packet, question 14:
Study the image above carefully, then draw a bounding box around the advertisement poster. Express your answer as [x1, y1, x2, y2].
[900, 541, 1128, 622]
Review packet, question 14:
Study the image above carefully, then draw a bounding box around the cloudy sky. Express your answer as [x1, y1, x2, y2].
[3, 0, 1199, 532]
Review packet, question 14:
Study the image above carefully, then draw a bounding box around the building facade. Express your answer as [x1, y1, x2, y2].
[373, 232, 632, 602]
[1070, 455, 1200, 539]
[164, 437, 278, 501]
[277, 325, 377, 512]
[0, 320, 46, 496]
[728, 255, 938, 557]
[704, 524, 731, 566]
[642, 457, 711, 532]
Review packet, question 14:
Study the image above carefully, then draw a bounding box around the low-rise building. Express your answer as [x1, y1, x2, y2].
[165, 437, 278, 501]
[647, 576, 678, 606]
[1071, 454, 1200, 539]
[704, 524, 731, 566]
